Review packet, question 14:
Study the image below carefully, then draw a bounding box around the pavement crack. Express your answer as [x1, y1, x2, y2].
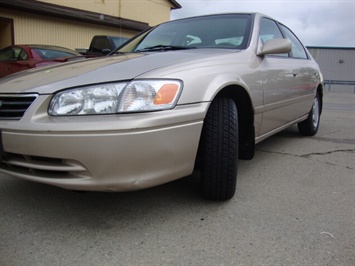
[300, 149, 355, 158]
[257, 149, 355, 169]
[257, 149, 296, 157]
[257, 148, 354, 158]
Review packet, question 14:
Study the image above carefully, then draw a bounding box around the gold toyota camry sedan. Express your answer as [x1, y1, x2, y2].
[0, 13, 323, 200]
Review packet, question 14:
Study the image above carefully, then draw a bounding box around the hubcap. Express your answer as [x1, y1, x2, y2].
[312, 97, 320, 128]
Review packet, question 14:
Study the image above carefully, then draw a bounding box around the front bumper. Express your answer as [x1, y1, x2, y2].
[0, 96, 207, 191]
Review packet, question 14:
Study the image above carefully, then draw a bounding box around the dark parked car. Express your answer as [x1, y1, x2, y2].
[84, 35, 129, 56]
[0, 44, 85, 77]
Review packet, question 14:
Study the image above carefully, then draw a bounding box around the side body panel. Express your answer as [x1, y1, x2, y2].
[258, 56, 301, 135]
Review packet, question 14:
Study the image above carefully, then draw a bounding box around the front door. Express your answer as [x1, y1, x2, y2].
[258, 17, 301, 135]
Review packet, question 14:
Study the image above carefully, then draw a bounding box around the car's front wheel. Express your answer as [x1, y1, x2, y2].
[298, 92, 321, 136]
[199, 97, 238, 201]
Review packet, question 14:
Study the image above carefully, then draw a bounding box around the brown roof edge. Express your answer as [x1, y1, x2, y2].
[169, 0, 182, 9]
[0, 0, 150, 31]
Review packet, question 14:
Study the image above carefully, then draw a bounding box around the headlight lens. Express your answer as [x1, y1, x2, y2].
[48, 80, 182, 116]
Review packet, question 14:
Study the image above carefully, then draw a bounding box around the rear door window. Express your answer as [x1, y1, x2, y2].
[279, 24, 308, 59]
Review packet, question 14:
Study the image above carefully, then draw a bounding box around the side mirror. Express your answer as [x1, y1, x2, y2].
[257, 39, 291, 56]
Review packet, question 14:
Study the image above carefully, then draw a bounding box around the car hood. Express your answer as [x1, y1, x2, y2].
[0, 50, 236, 94]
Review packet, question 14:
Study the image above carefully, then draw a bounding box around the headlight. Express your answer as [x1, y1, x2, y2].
[48, 80, 182, 116]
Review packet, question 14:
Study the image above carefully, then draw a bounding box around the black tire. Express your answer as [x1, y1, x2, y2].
[199, 97, 238, 201]
[298, 92, 321, 136]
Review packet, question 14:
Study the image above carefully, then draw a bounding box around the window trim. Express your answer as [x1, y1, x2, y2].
[258, 17, 290, 58]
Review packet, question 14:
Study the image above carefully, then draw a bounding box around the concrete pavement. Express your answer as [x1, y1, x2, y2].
[1, 92, 354, 266]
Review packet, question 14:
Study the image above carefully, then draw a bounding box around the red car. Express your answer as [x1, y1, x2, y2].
[0, 44, 85, 77]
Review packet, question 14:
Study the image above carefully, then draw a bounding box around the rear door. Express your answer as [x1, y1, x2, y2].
[11, 47, 33, 74]
[278, 23, 319, 117]
[0, 47, 32, 77]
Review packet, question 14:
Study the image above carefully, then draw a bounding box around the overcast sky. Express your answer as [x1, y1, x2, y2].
[170, 0, 355, 47]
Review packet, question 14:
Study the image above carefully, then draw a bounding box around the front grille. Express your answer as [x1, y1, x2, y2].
[0, 94, 38, 120]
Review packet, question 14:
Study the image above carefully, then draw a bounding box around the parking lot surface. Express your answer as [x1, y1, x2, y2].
[1, 92, 354, 266]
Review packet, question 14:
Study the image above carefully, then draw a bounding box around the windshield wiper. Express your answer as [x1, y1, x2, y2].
[134, 45, 196, 53]
[108, 51, 128, 55]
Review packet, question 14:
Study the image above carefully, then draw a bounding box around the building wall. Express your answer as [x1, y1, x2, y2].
[0, 0, 177, 50]
[38, 0, 121, 17]
[308, 47, 355, 81]
[38, 0, 174, 26]
[308, 47, 355, 92]
[120, 0, 173, 25]
[0, 8, 139, 50]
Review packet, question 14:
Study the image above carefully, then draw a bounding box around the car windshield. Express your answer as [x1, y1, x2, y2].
[118, 14, 252, 53]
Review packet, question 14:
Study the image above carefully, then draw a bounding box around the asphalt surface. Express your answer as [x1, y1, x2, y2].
[1, 92, 354, 266]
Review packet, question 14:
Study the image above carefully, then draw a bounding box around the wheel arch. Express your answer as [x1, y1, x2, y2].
[215, 85, 255, 160]
[317, 84, 323, 115]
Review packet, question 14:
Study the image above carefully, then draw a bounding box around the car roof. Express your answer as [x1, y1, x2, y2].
[169, 12, 276, 24]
